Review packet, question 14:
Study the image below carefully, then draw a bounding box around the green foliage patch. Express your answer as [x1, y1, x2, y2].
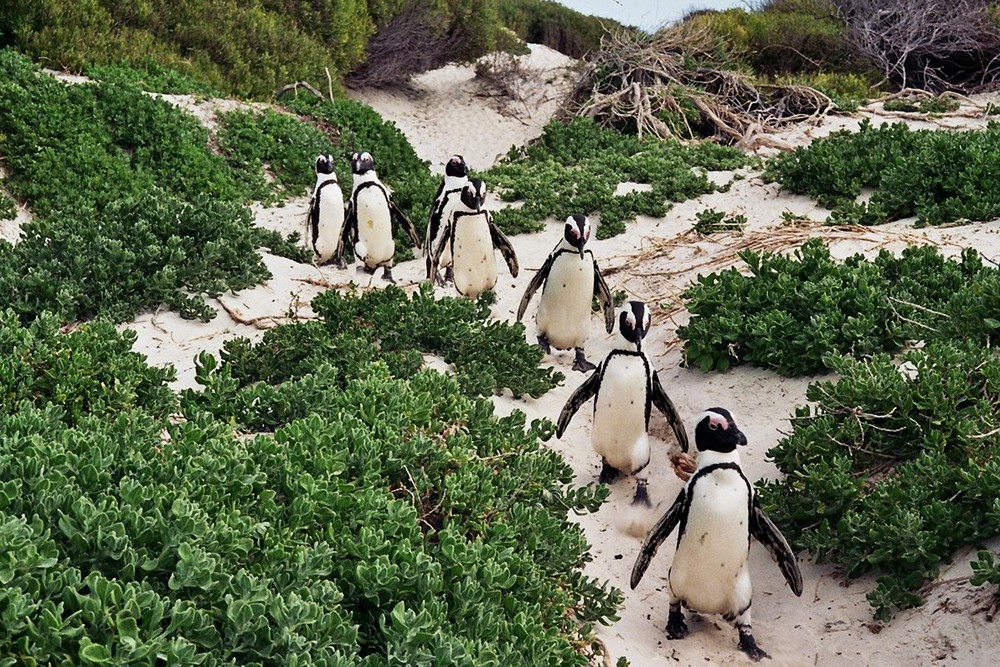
[764, 119, 1000, 226]
[498, 0, 620, 58]
[693, 207, 747, 234]
[487, 117, 750, 238]
[759, 342, 1000, 618]
[0, 303, 618, 663]
[0, 189, 15, 220]
[883, 96, 961, 114]
[679, 239, 998, 375]
[217, 108, 336, 204]
[84, 60, 224, 96]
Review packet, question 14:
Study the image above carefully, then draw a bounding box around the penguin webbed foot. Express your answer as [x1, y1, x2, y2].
[357, 264, 376, 275]
[333, 256, 347, 270]
[737, 628, 770, 662]
[632, 479, 651, 507]
[598, 459, 621, 485]
[381, 267, 396, 284]
[432, 271, 448, 287]
[666, 607, 688, 640]
[444, 266, 454, 283]
[536, 334, 551, 355]
[572, 348, 596, 373]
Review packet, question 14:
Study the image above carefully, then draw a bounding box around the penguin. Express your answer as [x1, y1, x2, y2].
[307, 154, 348, 267]
[431, 178, 519, 299]
[556, 301, 689, 505]
[630, 408, 803, 662]
[516, 214, 614, 373]
[425, 154, 469, 285]
[344, 151, 421, 282]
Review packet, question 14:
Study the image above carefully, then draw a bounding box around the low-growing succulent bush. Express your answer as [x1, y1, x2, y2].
[486, 117, 751, 239]
[759, 341, 1000, 618]
[84, 60, 224, 96]
[182, 283, 564, 430]
[765, 119, 1000, 226]
[217, 108, 336, 204]
[0, 190, 15, 220]
[679, 239, 998, 375]
[693, 207, 747, 234]
[883, 96, 961, 114]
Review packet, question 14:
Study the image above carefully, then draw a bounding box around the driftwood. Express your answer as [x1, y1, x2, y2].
[566, 26, 833, 147]
[274, 81, 324, 101]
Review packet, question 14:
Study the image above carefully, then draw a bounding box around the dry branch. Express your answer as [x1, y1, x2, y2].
[565, 27, 834, 147]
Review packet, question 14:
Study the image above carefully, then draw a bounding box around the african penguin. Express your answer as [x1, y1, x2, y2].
[556, 301, 689, 505]
[344, 151, 421, 283]
[425, 154, 470, 285]
[630, 408, 803, 662]
[431, 178, 519, 299]
[307, 154, 348, 267]
[516, 214, 614, 373]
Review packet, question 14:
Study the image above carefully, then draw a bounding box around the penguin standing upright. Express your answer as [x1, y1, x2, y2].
[432, 178, 519, 299]
[630, 408, 803, 662]
[556, 301, 688, 504]
[517, 214, 614, 372]
[307, 154, 348, 267]
[425, 154, 469, 284]
[344, 151, 421, 282]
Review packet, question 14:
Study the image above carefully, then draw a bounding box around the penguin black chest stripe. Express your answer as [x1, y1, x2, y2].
[311, 179, 341, 246]
[594, 350, 653, 426]
[449, 210, 485, 256]
[677, 462, 753, 549]
[352, 180, 388, 206]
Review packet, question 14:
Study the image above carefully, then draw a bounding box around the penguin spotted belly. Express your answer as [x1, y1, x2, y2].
[591, 356, 650, 473]
[670, 470, 752, 615]
[536, 255, 595, 350]
[453, 215, 497, 298]
[355, 191, 394, 268]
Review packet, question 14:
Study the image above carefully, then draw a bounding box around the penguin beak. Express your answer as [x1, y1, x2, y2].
[736, 430, 748, 447]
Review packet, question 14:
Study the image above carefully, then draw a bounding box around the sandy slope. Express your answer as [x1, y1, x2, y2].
[109, 45, 1000, 665]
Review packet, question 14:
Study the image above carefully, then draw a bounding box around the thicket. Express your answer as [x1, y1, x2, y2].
[765, 120, 1000, 226]
[486, 117, 750, 238]
[498, 0, 621, 58]
[679, 239, 999, 375]
[0, 50, 303, 323]
[84, 60, 224, 96]
[680, 238, 1000, 616]
[0, 293, 619, 662]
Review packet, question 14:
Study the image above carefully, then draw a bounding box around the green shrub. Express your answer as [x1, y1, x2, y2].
[693, 207, 747, 234]
[84, 59, 224, 95]
[759, 342, 1000, 618]
[768, 70, 878, 112]
[883, 96, 961, 114]
[499, 0, 620, 58]
[679, 239, 998, 375]
[765, 119, 1000, 226]
[217, 109, 336, 204]
[0, 190, 15, 220]
[486, 117, 751, 239]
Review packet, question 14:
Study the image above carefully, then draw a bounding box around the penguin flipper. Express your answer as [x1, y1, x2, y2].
[592, 259, 615, 333]
[307, 195, 320, 251]
[390, 199, 422, 249]
[555, 370, 601, 438]
[430, 221, 453, 277]
[750, 496, 803, 597]
[342, 201, 357, 255]
[516, 254, 554, 322]
[488, 218, 519, 277]
[651, 371, 689, 453]
[631, 488, 687, 589]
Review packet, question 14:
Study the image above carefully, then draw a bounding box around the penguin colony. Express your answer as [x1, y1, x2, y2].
[308, 152, 802, 661]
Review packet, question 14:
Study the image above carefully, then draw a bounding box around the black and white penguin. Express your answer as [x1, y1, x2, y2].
[431, 178, 519, 299]
[556, 301, 689, 504]
[307, 154, 348, 267]
[425, 154, 469, 284]
[516, 214, 614, 372]
[344, 151, 421, 282]
[630, 408, 803, 662]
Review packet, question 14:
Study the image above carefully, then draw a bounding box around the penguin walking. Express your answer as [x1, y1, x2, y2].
[344, 151, 421, 282]
[556, 301, 689, 505]
[425, 154, 469, 285]
[431, 178, 519, 299]
[307, 154, 348, 267]
[517, 214, 614, 373]
[630, 408, 803, 662]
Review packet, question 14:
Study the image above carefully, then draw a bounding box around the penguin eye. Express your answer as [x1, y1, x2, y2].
[709, 423, 719, 431]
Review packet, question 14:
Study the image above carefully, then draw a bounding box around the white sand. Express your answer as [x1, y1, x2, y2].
[39, 45, 995, 664]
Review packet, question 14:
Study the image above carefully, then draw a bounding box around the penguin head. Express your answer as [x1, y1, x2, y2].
[315, 154, 336, 177]
[563, 214, 591, 257]
[460, 178, 487, 211]
[694, 408, 748, 453]
[350, 151, 375, 175]
[618, 300, 650, 353]
[445, 154, 469, 178]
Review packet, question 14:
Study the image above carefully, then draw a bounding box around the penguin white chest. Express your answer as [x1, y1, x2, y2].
[536, 254, 595, 350]
[452, 214, 497, 298]
[670, 471, 752, 616]
[591, 355, 649, 473]
[313, 186, 345, 262]
[354, 187, 394, 267]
